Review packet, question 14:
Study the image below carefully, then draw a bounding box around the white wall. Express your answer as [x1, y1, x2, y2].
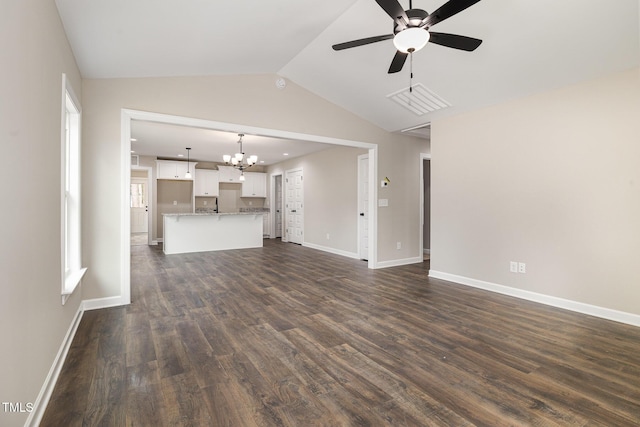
[431, 67, 640, 318]
[81, 75, 429, 301]
[0, 1, 83, 426]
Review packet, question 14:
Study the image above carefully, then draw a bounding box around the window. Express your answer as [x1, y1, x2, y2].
[61, 75, 85, 304]
[130, 183, 146, 208]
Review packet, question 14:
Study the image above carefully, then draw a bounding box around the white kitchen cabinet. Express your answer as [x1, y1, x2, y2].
[217, 165, 242, 183]
[241, 172, 267, 197]
[194, 169, 219, 197]
[156, 160, 195, 180]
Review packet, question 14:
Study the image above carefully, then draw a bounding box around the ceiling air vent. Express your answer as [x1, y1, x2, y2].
[387, 83, 451, 116]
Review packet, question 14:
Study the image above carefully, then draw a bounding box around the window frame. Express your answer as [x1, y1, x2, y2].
[61, 74, 86, 304]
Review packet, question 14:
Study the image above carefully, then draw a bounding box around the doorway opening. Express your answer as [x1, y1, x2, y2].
[270, 174, 283, 239]
[120, 109, 378, 307]
[358, 154, 370, 261]
[420, 154, 431, 262]
[284, 168, 304, 245]
[130, 167, 152, 246]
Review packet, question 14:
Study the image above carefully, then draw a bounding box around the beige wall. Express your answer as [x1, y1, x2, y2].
[267, 145, 368, 254]
[0, 1, 82, 426]
[431, 67, 640, 316]
[156, 180, 194, 238]
[82, 74, 429, 301]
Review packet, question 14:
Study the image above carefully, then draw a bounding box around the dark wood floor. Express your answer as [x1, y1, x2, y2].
[42, 239, 640, 426]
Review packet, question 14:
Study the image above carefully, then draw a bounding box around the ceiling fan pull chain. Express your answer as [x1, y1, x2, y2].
[409, 50, 413, 93]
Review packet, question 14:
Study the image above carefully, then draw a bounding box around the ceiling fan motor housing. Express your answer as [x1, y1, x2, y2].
[394, 9, 429, 34]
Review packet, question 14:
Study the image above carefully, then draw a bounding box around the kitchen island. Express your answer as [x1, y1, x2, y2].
[163, 212, 263, 255]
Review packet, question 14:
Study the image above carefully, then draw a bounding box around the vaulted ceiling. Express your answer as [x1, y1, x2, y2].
[56, 0, 639, 135]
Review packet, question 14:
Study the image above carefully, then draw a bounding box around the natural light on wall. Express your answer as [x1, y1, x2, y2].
[61, 74, 86, 304]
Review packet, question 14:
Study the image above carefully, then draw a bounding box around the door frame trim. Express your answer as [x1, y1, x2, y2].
[120, 109, 378, 307]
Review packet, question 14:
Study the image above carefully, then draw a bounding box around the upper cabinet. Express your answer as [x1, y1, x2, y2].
[157, 160, 196, 180]
[217, 165, 242, 183]
[194, 169, 219, 197]
[241, 172, 267, 198]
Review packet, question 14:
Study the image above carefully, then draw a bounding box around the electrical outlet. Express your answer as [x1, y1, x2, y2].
[510, 261, 518, 273]
[326, 233, 330, 240]
[396, 242, 402, 250]
[518, 262, 526, 273]
[173, 200, 177, 206]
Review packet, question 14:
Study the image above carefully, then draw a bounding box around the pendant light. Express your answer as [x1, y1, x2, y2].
[185, 147, 192, 179]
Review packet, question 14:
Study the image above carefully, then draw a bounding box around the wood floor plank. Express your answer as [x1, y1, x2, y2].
[41, 239, 640, 426]
[125, 361, 168, 426]
[161, 371, 214, 425]
[83, 355, 127, 426]
[149, 316, 191, 379]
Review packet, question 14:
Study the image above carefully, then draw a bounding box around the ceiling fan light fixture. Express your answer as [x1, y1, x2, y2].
[393, 28, 430, 53]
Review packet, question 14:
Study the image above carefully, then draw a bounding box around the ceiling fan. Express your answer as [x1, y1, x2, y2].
[332, 0, 483, 74]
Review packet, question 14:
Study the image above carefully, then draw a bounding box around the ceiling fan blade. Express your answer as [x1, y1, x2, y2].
[422, 0, 481, 28]
[428, 32, 482, 51]
[388, 51, 408, 73]
[375, 0, 409, 27]
[332, 34, 394, 51]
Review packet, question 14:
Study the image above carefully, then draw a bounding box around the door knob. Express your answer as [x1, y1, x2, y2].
[359, 213, 365, 216]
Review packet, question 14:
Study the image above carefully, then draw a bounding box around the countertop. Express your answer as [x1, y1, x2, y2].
[163, 212, 264, 217]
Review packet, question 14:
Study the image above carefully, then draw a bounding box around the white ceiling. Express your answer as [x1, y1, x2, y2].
[56, 0, 639, 136]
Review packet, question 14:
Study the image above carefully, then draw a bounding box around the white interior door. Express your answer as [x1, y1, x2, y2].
[130, 178, 148, 233]
[358, 155, 369, 260]
[285, 168, 303, 244]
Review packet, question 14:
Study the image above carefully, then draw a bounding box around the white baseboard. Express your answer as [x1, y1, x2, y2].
[423, 248, 431, 255]
[429, 270, 640, 327]
[26, 304, 84, 427]
[376, 256, 424, 269]
[83, 295, 129, 311]
[302, 241, 360, 260]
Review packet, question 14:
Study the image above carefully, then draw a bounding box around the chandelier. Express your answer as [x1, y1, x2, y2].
[222, 134, 257, 181]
